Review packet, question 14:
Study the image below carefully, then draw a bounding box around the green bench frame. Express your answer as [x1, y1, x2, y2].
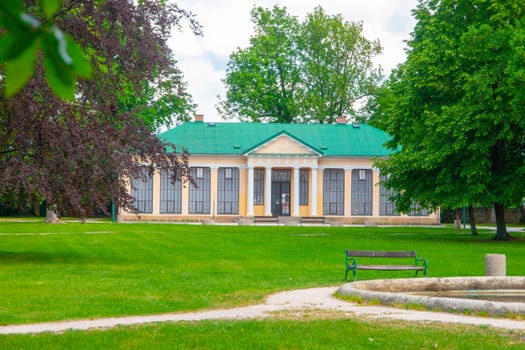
[345, 249, 428, 281]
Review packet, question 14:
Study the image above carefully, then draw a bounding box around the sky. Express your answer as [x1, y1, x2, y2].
[169, 0, 419, 122]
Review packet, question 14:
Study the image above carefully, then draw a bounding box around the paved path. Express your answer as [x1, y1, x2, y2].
[1, 287, 524, 335]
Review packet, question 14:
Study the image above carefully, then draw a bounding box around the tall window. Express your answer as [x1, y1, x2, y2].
[351, 169, 372, 215]
[323, 168, 344, 215]
[160, 169, 182, 214]
[218, 167, 239, 214]
[253, 168, 264, 205]
[299, 168, 309, 205]
[379, 174, 398, 216]
[131, 167, 153, 213]
[408, 203, 429, 216]
[189, 167, 210, 214]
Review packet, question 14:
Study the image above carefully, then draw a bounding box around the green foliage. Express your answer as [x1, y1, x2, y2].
[373, 0, 525, 240]
[300, 7, 381, 123]
[219, 6, 302, 123]
[219, 6, 381, 123]
[0, 0, 198, 217]
[0, 0, 92, 100]
[117, 63, 195, 131]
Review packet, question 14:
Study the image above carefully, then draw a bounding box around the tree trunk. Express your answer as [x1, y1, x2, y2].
[468, 205, 478, 236]
[493, 202, 511, 241]
[45, 205, 60, 224]
[454, 210, 461, 230]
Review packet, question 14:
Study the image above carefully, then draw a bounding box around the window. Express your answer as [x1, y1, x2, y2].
[189, 167, 210, 214]
[351, 169, 372, 215]
[253, 168, 264, 205]
[323, 168, 344, 215]
[218, 167, 239, 214]
[408, 203, 429, 216]
[131, 167, 153, 213]
[160, 169, 182, 214]
[379, 174, 399, 216]
[196, 167, 204, 179]
[299, 169, 309, 205]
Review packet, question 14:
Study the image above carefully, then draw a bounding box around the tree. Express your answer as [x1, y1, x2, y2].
[218, 5, 381, 123]
[373, 0, 525, 241]
[300, 7, 381, 123]
[0, 0, 201, 219]
[218, 6, 302, 123]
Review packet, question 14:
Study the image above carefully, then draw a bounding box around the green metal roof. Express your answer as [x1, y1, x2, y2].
[159, 121, 394, 157]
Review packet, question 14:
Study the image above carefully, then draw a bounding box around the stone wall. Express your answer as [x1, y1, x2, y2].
[442, 207, 524, 224]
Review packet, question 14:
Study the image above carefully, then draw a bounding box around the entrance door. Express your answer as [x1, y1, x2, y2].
[271, 169, 291, 217]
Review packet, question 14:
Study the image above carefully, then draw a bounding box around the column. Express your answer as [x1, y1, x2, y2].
[264, 166, 272, 216]
[247, 166, 254, 216]
[345, 168, 353, 217]
[310, 167, 318, 216]
[152, 170, 160, 215]
[372, 169, 380, 217]
[293, 166, 300, 216]
[210, 167, 218, 216]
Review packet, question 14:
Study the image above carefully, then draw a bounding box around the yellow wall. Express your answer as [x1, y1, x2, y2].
[121, 139, 440, 224]
[256, 135, 316, 154]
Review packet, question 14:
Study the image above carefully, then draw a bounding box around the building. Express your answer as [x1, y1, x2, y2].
[120, 115, 439, 224]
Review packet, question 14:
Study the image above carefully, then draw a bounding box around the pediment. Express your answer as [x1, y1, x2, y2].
[245, 133, 320, 156]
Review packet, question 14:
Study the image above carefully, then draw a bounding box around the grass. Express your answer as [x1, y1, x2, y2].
[1, 318, 524, 349]
[0, 221, 524, 347]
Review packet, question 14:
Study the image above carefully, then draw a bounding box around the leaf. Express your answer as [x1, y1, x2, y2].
[66, 34, 92, 78]
[43, 52, 75, 101]
[41, 0, 62, 19]
[4, 39, 39, 97]
[0, 30, 37, 62]
[51, 25, 72, 65]
[0, 0, 23, 16]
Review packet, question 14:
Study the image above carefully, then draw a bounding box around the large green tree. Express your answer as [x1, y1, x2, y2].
[0, 0, 200, 219]
[218, 6, 381, 123]
[218, 6, 302, 123]
[300, 7, 381, 123]
[373, 0, 525, 240]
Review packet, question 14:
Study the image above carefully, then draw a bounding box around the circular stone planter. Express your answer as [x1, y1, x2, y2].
[338, 277, 525, 316]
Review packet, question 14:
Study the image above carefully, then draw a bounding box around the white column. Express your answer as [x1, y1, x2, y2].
[310, 167, 318, 216]
[293, 166, 300, 216]
[247, 166, 254, 216]
[264, 166, 272, 216]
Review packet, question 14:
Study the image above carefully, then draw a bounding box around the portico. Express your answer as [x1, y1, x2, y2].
[245, 132, 321, 218]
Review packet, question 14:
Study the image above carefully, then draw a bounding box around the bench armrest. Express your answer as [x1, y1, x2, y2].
[346, 256, 358, 267]
[415, 257, 428, 275]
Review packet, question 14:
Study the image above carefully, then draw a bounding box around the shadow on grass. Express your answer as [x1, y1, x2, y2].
[0, 251, 105, 264]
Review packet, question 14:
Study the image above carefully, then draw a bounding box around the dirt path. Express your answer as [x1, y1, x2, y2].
[1, 286, 524, 335]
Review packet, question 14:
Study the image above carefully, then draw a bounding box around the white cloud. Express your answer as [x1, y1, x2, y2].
[169, 0, 418, 122]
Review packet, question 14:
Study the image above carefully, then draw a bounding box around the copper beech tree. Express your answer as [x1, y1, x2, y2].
[0, 0, 201, 220]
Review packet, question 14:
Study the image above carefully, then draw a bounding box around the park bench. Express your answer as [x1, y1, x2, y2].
[253, 216, 278, 224]
[299, 216, 326, 225]
[345, 249, 428, 281]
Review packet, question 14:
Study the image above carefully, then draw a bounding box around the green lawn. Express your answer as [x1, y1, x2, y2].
[0, 222, 524, 348]
[2, 318, 524, 349]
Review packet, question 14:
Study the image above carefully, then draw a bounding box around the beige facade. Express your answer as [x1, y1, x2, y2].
[121, 133, 440, 224]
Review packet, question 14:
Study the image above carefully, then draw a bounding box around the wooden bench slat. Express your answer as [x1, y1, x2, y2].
[345, 250, 416, 258]
[355, 265, 425, 271]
